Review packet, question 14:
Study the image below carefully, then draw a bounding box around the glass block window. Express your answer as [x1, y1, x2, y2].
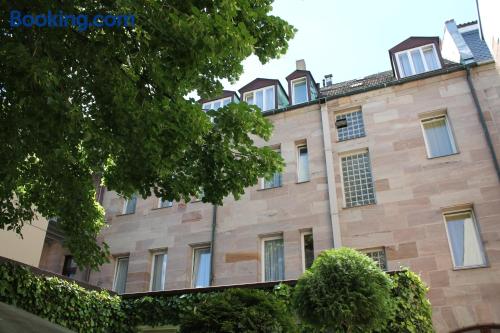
[337, 110, 365, 141]
[364, 248, 387, 271]
[341, 151, 375, 207]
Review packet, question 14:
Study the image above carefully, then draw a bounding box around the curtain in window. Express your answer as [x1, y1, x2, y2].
[255, 90, 264, 111]
[298, 147, 309, 182]
[264, 172, 282, 188]
[114, 257, 129, 294]
[423, 48, 439, 70]
[193, 248, 211, 288]
[152, 253, 167, 291]
[423, 118, 455, 157]
[293, 80, 307, 104]
[264, 87, 275, 111]
[398, 53, 413, 77]
[447, 214, 485, 267]
[411, 50, 425, 74]
[264, 238, 284, 281]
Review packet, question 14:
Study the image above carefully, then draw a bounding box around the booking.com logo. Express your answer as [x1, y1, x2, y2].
[9, 10, 135, 31]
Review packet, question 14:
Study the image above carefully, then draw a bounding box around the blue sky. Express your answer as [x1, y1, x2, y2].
[223, 0, 478, 92]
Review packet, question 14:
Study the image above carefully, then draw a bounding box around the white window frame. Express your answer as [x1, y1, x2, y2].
[191, 245, 211, 288]
[202, 97, 231, 110]
[112, 256, 129, 293]
[301, 231, 314, 272]
[296, 144, 310, 183]
[291, 77, 308, 105]
[339, 148, 376, 208]
[243, 86, 275, 111]
[158, 197, 173, 209]
[443, 209, 487, 270]
[420, 114, 458, 158]
[261, 235, 285, 282]
[395, 43, 441, 78]
[122, 195, 137, 215]
[149, 251, 168, 291]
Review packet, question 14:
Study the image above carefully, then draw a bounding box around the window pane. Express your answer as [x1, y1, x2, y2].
[152, 253, 167, 291]
[264, 87, 275, 111]
[264, 238, 284, 281]
[125, 195, 137, 214]
[245, 93, 254, 105]
[114, 257, 129, 294]
[398, 53, 413, 77]
[293, 79, 308, 104]
[62, 256, 77, 278]
[364, 249, 387, 271]
[298, 146, 310, 182]
[202, 103, 210, 110]
[423, 117, 456, 158]
[303, 234, 314, 270]
[341, 151, 375, 207]
[423, 47, 439, 70]
[337, 110, 365, 141]
[223, 98, 231, 106]
[446, 212, 485, 268]
[264, 172, 282, 189]
[193, 247, 211, 288]
[411, 49, 425, 74]
[255, 90, 264, 110]
[160, 198, 173, 208]
[213, 101, 221, 110]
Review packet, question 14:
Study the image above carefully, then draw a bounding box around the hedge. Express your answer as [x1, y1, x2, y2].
[0, 260, 433, 333]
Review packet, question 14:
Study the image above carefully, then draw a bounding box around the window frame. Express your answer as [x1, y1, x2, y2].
[296, 144, 310, 183]
[420, 114, 458, 158]
[202, 97, 231, 110]
[261, 235, 285, 282]
[158, 197, 173, 209]
[335, 109, 366, 142]
[339, 149, 376, 208]
[301, 231, 314, 272]
[361, 247, 388, 271]
[395, 43, 441, 78]
[112, 256, 129, 293]
[243, 86, 275, 111]
[122, 195, 137, 215]
[149, 251, 168, 291]
[260, 148, 282, 190]
[291, 77, 308, 105]
[191, 245, 211, 288]
[443, 209, 487, 270]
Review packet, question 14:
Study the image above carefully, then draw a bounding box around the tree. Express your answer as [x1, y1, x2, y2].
[293, 248, 394, 333]
[0, 1, 295, 268]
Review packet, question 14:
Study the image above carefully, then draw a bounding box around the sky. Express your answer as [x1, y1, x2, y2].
[221, 0, 478, 92]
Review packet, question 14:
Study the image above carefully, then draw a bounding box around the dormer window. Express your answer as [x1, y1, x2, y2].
[395, 44, 441, 78]
[202, 97, 231, 111]
[244, 86, 275, 112]
[292, 78, 308, 104]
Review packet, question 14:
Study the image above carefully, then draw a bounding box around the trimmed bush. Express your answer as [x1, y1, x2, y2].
[293, 248, 394, 333]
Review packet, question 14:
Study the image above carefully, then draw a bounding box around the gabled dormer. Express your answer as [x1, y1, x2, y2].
[238, 78, 289, 112]
[199, 90, 239, 110]
[286, 59, 318, 105]
[389, 37, 444, 79]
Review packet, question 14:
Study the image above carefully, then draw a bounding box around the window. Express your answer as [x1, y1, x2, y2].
[262, 236, 285, 281]
[150, 252, 168, 291]
[444, 210, 486, 269]
[261, 149, 282, 189]
[336, 110, 365, 141]
[123, 194, 137, 214]
[297, 145, 310, 182]
[113, 257, 129, 294]
[341, 151, 375, 207]
[244, 86, 275, 111]
[301, 232, 314, 271]
[421, 115, 457, 158]
[192, 246, 211, 288]
[363, 248, 387, 271]
[396, 44, 441, 78]
[202, 97, 231, 111]
[158, 198, 173, 209]
[292, 78, 308, 104]
[62, 255, 77, 278]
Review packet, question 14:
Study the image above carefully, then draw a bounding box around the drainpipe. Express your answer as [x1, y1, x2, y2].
[209, 204, 217, 286]
[319, 100, 342, 248]
[465, 67, 500, 181]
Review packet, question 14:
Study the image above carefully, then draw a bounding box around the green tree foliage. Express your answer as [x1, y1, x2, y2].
[293, 248, 394, 333]
[0, 1, 295, 268]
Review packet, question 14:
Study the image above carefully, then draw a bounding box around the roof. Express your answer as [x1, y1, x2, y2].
[198, 90, 238, 104]
[461, 28, 492, 62]
[457, 20, 477, 28]
[319, 60, 461, 98]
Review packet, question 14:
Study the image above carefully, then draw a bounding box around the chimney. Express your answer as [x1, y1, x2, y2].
[296, 59, 306, 70]
[324, 74, 333, 87]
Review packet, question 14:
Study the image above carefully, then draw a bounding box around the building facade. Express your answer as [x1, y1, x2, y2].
[38, 20, 500, 332]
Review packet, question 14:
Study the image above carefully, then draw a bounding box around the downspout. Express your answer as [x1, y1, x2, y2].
[319, 100, 342, 248]
[465, 67, 500, 181]
[209, 204, 217, 286]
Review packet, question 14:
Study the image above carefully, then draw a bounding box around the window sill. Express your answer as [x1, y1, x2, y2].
[337, 134, 366, 143]
[452, 264, 489, 271]
[427, 151, 460, 159]
[151, 206, 173, 211]
[257, 185, 283, 191]
[116, 212, 135, 217]
[342, 202, 376, 210]
[296, 180, 310, 184]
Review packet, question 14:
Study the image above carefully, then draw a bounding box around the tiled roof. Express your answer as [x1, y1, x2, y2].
[319, 60, 461, 98]
[461, 29, 493, 63]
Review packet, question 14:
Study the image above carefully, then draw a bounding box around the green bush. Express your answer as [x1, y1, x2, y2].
[293, 248, 394, 333]
[179, 288, 296, 333]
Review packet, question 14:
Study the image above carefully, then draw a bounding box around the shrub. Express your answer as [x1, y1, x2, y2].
[179, 288, 296, 333]
[293, 248, 394, 333]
